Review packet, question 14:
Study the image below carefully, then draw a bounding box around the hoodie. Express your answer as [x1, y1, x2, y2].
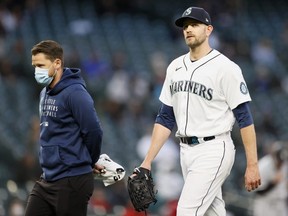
[38, 68, 103, 181]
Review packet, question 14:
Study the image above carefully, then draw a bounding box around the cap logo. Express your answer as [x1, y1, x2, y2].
[205, 18, 209, 22]
[183, 7, 192, 16]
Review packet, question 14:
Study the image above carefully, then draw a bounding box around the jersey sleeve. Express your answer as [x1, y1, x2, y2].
[220, 62, 251, 110]
[232, 102, 254, 128]
[155, 103, 176, 130]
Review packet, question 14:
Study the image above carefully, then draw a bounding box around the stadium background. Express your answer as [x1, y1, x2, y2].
[0, 0, 287, 215]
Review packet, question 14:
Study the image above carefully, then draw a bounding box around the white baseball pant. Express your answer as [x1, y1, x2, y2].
[177, 134, 235, 216]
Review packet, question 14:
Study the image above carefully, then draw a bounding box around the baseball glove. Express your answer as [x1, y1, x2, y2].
[127, 167, 157, 212]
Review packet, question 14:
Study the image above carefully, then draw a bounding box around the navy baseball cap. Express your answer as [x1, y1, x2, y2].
[175, 7, 211, 27]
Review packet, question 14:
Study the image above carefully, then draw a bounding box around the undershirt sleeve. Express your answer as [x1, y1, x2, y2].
[232, 102, 254, 128]
[155, 103, 176, 131]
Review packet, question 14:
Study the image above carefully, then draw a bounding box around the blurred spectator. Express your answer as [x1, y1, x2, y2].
[0, 58, 17, 82]
[104, 51, 131, 120]
[81, 51, 111, 80]
[252, 141, 288, 216]
[81, 51, 111, 99]
[126, 73, 151, 125]
[105, 68, 130, 119]
[129, 73, 150, 102]
[251, 37, 278, 69]
[69, 19, 93, 36]
[0, 3, 18, 34]
[253, 64, 280, 93]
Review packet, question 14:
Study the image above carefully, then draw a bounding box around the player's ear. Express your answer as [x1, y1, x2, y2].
[54, 58, 62, 70]
[206, 25, 213, 36]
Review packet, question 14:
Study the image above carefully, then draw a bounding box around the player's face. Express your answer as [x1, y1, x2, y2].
[182, 20, 211, 49]
[32, 53, 60, 76]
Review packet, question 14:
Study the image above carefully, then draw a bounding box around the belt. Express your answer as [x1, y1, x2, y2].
[180, 136, 215, 145]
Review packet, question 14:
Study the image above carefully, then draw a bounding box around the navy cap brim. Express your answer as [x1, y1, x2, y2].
[175, 16, 209, 27]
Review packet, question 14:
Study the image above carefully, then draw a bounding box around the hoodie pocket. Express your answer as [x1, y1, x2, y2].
[39, 145, 63, 168]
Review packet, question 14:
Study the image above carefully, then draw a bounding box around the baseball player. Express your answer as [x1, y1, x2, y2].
[138, 6, 261, 216]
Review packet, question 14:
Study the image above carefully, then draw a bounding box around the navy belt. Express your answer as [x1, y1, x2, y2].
[180, 136, 215, 145]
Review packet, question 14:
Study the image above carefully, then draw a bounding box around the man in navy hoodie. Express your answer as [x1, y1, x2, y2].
[25, 40, 103, 216]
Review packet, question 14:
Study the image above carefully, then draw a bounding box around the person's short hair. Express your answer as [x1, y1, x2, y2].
[31, 40, 63, 63]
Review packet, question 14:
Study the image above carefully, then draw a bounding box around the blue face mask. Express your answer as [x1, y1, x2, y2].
[34, 67, 54, 86]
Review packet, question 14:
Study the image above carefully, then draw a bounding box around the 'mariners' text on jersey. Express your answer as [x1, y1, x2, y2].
[170, 80, 213, 100]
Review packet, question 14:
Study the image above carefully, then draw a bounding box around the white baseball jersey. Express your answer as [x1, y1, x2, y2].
[159, 49, 251, 137]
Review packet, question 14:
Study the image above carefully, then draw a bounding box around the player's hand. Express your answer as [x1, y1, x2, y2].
[93, 163, 106, 175]
[129, 163, 151, 179]
[140, 161, 152, 171]
[244, 163, 261, 192]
